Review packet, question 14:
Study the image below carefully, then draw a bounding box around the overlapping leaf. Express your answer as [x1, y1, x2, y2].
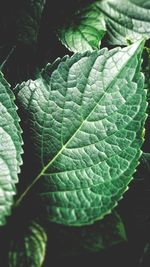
[15, 0, 46, 45]
[0, 72, 23, 225]
[57, 2, 106, 52]
[96, 0, 150, 45]
[58, 0, 150, 52]
[16, 40, 147, 226]
[9, 221, 47, 267]
[0, 0, 46, 87]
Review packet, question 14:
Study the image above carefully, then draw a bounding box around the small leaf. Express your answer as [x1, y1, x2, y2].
[57, 2, 106, 52]
[9, 221, 47, 267]
[53, 211, 126, 255]
[0, 72, 23, 225]
[96, 0, 150, 45]
[16, 40, 147, 226]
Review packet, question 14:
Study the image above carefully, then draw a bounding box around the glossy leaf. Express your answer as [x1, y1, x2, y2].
[16, 40, 147, 226]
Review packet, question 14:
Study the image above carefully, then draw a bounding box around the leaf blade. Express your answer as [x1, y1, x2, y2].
[17, 40, 147, 226]
[0, 73, 23, 225]
[57, 2, 106, 52]
[9, 221, 47, 267]
[97, 0, 150, 45]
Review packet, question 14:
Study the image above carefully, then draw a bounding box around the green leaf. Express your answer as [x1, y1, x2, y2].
[53, 211, 126, 255]
[0, 1, 46, 87]
[57, 2, 106, 53]
[16, 40, 147, 226]
[9, 221, 47, 267]
[16, 0, 46, 45]
[0, 72, 23, 225]
[96, 0, 150, 45]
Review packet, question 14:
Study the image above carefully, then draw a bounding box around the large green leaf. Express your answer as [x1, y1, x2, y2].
[0, 72, 23, 225]
[9, 221, 47, 267]
[96, 0, 150, 45]
[57, 2, 106, 53]
[16, 40, 147, 226]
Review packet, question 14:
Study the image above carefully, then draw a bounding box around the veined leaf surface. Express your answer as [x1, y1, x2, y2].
[0, 72, 23, 225]
[97, 0, 150, 45]
[57, 2, 106, 53]
[9, 221, 47, 267]
[16, 40, 147, 226]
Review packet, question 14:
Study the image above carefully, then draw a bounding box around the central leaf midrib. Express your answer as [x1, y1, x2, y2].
[41, 51, 139, 175]
[40, 148, 140, 199]
[16, 45, 141, 206]
[44, 91, 143, 175]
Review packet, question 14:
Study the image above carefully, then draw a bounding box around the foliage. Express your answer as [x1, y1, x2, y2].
[0, 0, 150, 266]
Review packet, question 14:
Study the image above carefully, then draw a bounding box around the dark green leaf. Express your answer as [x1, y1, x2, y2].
[53, 211, 126, 255]
[15, 0, 46, 46]
[9, 221, 47, 267]
[0, 0, 46, 86]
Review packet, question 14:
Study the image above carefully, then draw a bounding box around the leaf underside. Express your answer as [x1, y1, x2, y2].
[97, 0, 150, 45]
[57, 2, 106, 53]
[0, 72, 23, 225]
[16, 40, 147, 226]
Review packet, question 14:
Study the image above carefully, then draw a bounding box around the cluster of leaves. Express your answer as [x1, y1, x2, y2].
[0, 0, 150, 266]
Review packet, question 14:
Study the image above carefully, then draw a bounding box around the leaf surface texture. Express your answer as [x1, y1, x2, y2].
[97, 0, 150, 45]
[9, 221, 47, 267]
[0, 72, 23, 225]
[17, 40, 147, 225]
[58, 2, 106, 52]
